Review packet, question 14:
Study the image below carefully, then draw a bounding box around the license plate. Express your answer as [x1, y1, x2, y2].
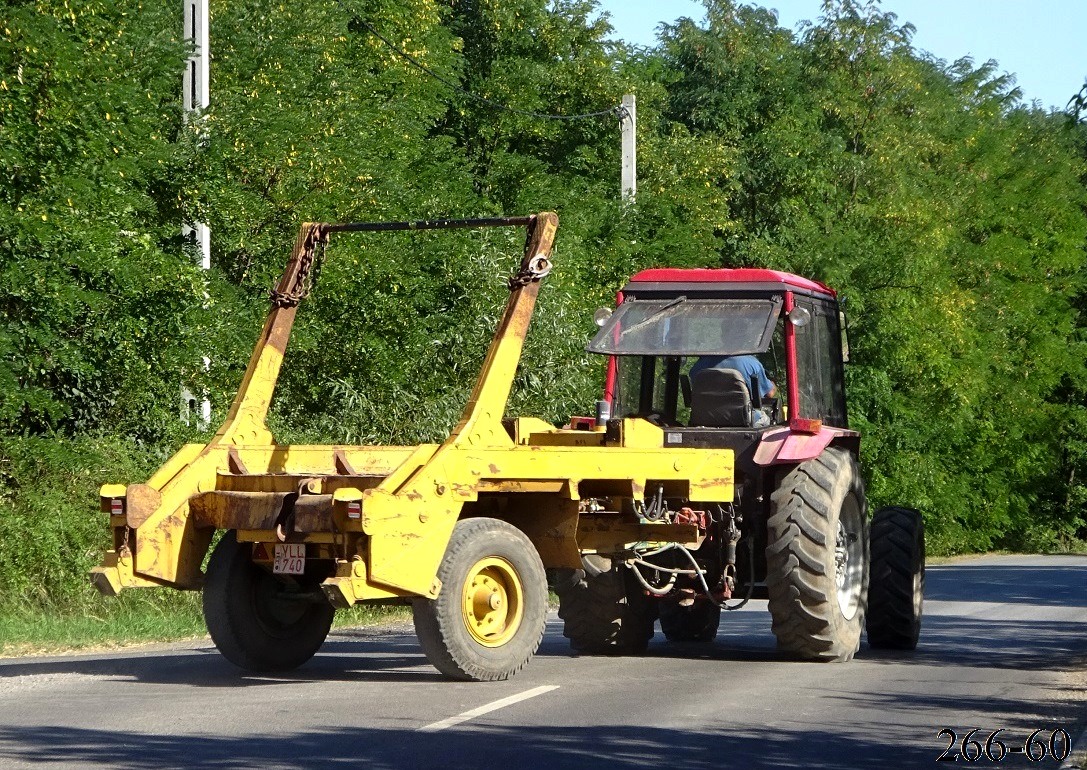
[273, 543, 305, 575]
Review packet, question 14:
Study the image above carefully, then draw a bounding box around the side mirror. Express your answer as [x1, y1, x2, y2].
[787, 306, 811, 327]
[840, 310, 850, 363]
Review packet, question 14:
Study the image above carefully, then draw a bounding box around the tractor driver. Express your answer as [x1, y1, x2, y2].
[690, 354, 776, 399]
[690, 354, 777, 427]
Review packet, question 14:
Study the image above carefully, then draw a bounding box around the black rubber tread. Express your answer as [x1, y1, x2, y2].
[766, 447, 868, 662]
[412, 517, 548, 681]
[555, 556, 656, 655]
[659, 600, 721, 643]
[866, 506, 924, 650]
[203, 531, 334, 672]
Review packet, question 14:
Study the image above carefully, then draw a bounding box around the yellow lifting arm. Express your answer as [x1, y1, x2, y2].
[93, 214, 559, 594]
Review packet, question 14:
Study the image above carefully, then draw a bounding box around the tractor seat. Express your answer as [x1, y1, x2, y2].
[689, 368, 752, 428]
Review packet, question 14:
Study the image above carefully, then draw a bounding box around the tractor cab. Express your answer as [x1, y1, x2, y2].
[588, 268, 849, 438]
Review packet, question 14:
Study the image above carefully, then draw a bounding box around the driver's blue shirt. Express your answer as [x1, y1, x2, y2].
[690, 355, 774, 398]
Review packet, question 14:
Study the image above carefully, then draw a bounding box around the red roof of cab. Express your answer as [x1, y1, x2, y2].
[628, 268, 836, 298]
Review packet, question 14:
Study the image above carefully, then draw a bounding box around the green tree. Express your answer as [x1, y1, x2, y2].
[649, 0, 1087, 551]
[0, 0, 206, 437]
[190, 0, 491, 443]
[440, 0, 622, 207]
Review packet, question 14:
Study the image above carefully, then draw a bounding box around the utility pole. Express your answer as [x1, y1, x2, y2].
[181, 0, 211, 427]
[620, 93, 636, 203]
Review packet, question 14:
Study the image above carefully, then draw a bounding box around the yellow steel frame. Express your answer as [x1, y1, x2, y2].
[90, 212, 734, 606]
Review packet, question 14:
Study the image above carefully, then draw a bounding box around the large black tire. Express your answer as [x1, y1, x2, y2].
[555, 555, 656, 654]
[659, 600, 721, 643]
[412, 517, 547, 681]
[203, 531, 335, 672]
[766, 447, 868, 662]
[867, 506, 924, 650]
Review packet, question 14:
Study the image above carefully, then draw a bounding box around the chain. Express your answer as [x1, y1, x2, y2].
[270, 224, 329, 308]
[118, 526, 132, 564]
[507, 254, 552, 291]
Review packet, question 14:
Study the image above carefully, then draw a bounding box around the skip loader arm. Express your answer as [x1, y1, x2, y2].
[91, 214, 560, 597]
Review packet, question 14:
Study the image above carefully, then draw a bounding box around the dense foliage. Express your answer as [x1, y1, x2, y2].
[1, 0, 1084, 617]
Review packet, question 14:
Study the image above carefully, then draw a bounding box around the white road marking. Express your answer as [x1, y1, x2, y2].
[418, 685, 560, 733]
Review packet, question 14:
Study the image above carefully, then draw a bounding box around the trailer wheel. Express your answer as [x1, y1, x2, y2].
[203, 531, 334, 672]
[866, 506, 924, 650]
[412, 517, 547, 681]
[659, 600, 721, 643]
[556, 555, 656, 654]
[766, 447, 868, 662]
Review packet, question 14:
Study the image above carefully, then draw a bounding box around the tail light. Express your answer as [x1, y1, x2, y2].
[346, 501, 361, 520]
[99, 484, 127, 516]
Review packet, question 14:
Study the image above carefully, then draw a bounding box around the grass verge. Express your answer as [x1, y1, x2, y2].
[0, 593, 410, 659]
[0, 593, 205, 658]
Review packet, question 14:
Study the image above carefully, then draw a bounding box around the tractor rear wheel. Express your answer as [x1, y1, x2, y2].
[866, 506, 925, 650]
[556, 555, 656, 654]
[412, 517, 547, 681]
[659, 600, 721, 643]
[203, 531, 334, 672]
[766, 447, 868, 661]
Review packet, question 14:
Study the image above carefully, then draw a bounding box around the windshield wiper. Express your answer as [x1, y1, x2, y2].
[619, 296, 687, 339]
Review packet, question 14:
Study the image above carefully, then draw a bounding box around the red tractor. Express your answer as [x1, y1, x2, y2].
[558, 267, 925, 660]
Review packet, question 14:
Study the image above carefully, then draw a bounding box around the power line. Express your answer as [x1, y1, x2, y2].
[334, 0, 624, 122]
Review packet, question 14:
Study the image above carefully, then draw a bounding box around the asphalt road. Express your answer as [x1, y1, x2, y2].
[1, 554, 1085, 770]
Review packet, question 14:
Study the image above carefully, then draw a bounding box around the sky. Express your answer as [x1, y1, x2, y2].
[595, 0, 1086, 111]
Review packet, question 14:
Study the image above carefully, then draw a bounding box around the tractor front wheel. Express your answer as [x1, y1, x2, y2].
[766, 447, 868, 661]
[203, 531, 335, 672]
[412, 517, 547, 681]
[555, 555, 656, 654]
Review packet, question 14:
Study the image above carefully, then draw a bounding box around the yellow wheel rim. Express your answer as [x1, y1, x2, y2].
[461, 556, 524, 647]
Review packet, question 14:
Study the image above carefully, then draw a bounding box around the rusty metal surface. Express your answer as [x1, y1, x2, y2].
[269, 223, 329, 308]
[190, 491, 335, 533]
[124, 484, 162, 530]
[213, 473, 386, 495]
